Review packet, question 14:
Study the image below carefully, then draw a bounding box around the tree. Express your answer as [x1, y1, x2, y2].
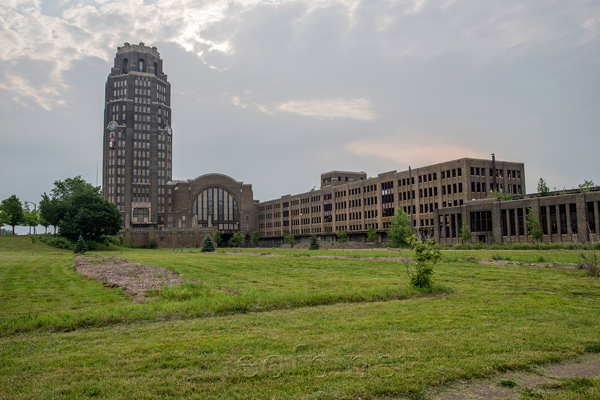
[537, 178, 550, 197]
[309, 234, 320, 250]
[23, 203, 39, 235]
[231, 232, 244, 251]
[405, 235, 441, 288]
[526, 208, 544, 248]
[459, 221, 472, 245]
[366, 226, 378, 243]
[43, 176, 122, 242]
[74, 235, 87, 254]
[487, 188, 513, 201]
[387, 210, 412, 248]
[251, 231, 260, 246]
[201, 234, 215, 252]
[29, 235, 38, 255]
[283, 231, 295, 248]
[336, 229, 348, 249]
[39, 193, 62, 234]
[579, 180, 596, 193]
[0, 195, 25, 235]
[213, 230, 221, 247]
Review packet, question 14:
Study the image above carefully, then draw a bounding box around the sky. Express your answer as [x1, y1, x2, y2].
[1, 0, 599, 213]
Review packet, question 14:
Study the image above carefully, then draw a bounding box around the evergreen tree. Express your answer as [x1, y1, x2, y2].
[201, 234, 215, 252]
[309, 234, 320, 250]
[74, 235, 87, 254]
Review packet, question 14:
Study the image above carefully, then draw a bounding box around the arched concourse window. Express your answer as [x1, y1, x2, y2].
[122, 58, 128, 74]
[193, 187, 239, 231]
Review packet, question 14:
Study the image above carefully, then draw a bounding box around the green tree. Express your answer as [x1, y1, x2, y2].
[405, 235, 441, 288]
[579, 180, 595, 193]
[309, 234, 320, 250]
[39, 193, 63, 234]
[387, 210, 412, 248]
[487, 188, 513, 201]
[23, 203, 39, 235]
[231, 232, 244, 251]
[29, 235, 38, 255]
[201, 234, 215, 252]
[459, 221, 472, 245]
[251, 231, 260, 246]
[283, 231, 295, 248]
[526, 208, 544, 248]
[0, 195, 25, 235]
[336, 229, 348, 249]
[44, 176, 122, 242]
[537, 178, 550, 197]
[366, 226, 378, 243]
[213, 230, 221, 247]
[74, 235, 87, 254]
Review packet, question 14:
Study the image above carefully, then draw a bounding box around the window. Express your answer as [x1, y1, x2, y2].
[138, 59, 145, 72]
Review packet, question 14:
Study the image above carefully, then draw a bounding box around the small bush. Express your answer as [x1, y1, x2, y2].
[405, 236, 441, 288]
[148, 239, 158, 249]
[499, 380, 516, 388]
[584, 343, 600, 353]
[39, 235, 75, 250]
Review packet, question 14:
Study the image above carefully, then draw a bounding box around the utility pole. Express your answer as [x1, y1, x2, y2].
[409, 166, 414, 234]
[492, 153, 497, 192]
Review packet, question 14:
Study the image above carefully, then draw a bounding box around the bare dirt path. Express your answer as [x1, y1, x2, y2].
[75, 256, 181, 302]
[426, 353, 600, 400]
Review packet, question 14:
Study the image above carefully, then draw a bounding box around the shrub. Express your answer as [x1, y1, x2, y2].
[405, 236, 441, 288]
[574, 234, 599, 277]
[40, 235, 75, 250]
[148, 239, 158, 249]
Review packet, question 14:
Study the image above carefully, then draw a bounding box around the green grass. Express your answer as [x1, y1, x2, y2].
[0, 236, 599, 399]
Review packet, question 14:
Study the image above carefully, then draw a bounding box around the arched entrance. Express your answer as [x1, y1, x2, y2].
[193, 187, 239, 232]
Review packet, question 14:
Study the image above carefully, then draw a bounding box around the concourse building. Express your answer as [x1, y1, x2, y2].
[102, 44, 598, 248]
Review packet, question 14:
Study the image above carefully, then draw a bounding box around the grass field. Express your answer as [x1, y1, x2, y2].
[1, 236, 599, 399]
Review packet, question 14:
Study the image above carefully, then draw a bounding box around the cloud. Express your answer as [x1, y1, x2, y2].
[1, 0, 598, 109]
[345, 137, 487, 166]
[259, 97, 375, 120]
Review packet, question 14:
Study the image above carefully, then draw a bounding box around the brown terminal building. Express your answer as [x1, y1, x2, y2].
[102, 44, 598, 248]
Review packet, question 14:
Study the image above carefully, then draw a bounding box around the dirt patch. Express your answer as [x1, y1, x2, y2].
[466, 258, 578, 270]
[75, 256, 182, 302]
[427, 353, 600, 400]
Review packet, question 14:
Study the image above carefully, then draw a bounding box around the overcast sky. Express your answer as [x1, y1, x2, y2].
[1, 0, 599, 210]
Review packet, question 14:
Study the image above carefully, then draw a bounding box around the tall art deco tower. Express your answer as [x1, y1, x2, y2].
[102, 42, 172, 229]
